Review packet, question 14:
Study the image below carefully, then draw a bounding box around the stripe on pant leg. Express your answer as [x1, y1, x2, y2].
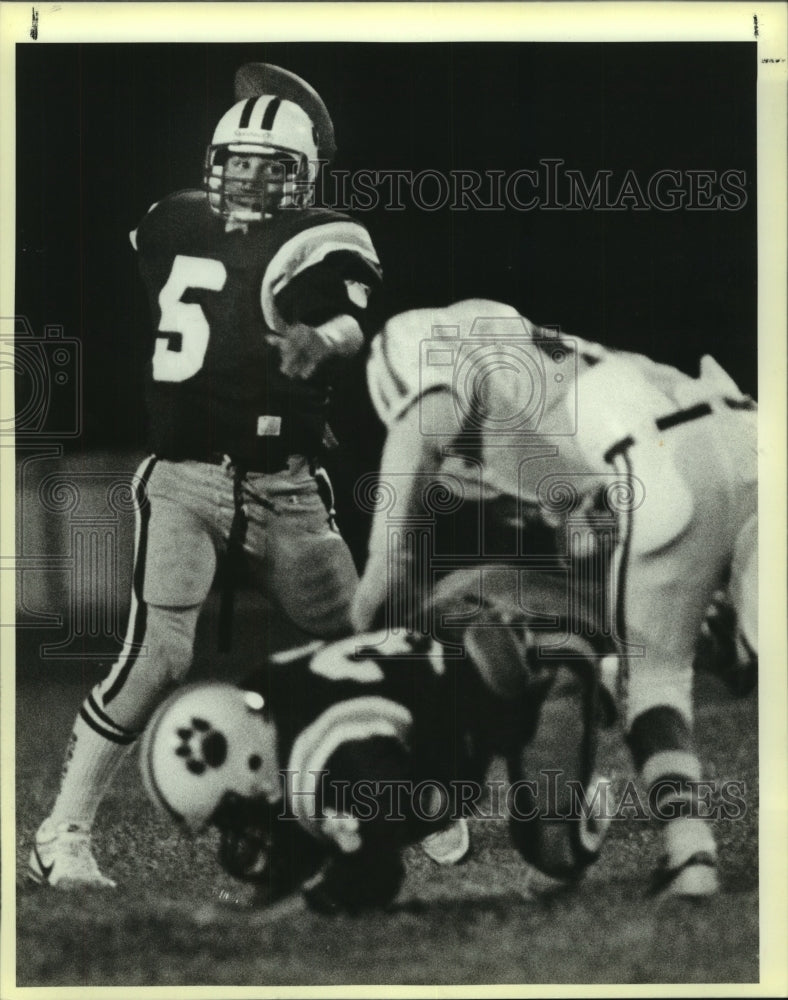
[606, 447, 635, 692]
[79, 703, 138, 745]
[85, 691, 139, 739]
[102, 456, 157, 705]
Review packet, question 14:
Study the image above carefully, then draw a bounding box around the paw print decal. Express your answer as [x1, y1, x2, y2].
[175, 717, 228, 775]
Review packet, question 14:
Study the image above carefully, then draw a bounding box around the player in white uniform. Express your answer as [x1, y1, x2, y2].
[353, 299, 757, 897]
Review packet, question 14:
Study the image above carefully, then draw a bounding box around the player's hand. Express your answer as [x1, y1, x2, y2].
[266, 323, 329, 380]
[267, 315, 363, 380]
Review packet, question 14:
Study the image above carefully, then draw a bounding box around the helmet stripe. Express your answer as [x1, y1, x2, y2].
[238, 97, 257, 129]
[261, 96, 281, 130]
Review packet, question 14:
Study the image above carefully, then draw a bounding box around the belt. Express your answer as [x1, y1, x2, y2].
[604, 396, 755, 463]
[200, 450, 307, 475]
[654, 395, 755, 431]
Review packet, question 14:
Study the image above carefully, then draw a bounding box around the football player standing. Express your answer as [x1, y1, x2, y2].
[29, 69, 382, 889]
[352, 299, 757, 898]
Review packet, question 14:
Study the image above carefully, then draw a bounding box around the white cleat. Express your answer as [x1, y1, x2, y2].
[649, 851, 720, 900]
[578, 773, 613, 857]
[28, 819, 116, 889]
[420, 818, 470, 866]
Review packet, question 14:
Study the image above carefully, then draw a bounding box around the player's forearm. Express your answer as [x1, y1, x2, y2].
[353, 412, 445, 631]
[266, 314, 364, 379]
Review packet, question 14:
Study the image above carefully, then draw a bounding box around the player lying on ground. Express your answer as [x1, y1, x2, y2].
[140, 568, 615, 914]
[352, 299, 758, 897]
[29, 65, 382, 889]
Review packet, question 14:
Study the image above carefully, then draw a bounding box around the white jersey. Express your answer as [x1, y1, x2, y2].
[362, 297, 757, 749]
[367, 299, 752, 512]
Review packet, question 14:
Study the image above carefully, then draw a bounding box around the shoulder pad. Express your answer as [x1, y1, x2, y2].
[287, 695, 413, 838]
[261, 213, 381, 334]
[131, 190, 208, 253]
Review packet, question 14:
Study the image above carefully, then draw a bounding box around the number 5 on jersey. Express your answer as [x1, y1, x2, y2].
[153, 255, 227, 382]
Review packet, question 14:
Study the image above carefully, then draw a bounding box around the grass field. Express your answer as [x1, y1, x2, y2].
[13, 598, 760, 988]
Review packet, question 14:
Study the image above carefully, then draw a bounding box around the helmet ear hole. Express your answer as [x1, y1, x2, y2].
[248, 754, 262, 771]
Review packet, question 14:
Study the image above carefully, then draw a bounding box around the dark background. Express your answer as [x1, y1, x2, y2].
[15, 42, 758, 558]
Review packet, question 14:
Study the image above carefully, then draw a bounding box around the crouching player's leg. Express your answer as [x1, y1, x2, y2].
[623, 582, 723, 898]
[431, 568, 615, 889]
[622, 542, 728, 899]
[625, 692, 719, 899]
[620, 400, 757, 898]
[505, 638, 614, 890]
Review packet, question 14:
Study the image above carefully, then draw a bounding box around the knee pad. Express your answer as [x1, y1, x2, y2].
[145, 604, 199, 687]
[98, 604, 200, 728]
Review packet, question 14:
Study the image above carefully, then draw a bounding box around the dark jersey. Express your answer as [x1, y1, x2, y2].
[132, 191, 381, 467]
[232, 628, 538, 910]
[213, 569, 609, 908]
[245, 633, 485, 836]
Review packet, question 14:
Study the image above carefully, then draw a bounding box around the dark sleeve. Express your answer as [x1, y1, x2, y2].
[217, 812, 326, 901]
[131, 190, 197, 256]
[303, 845, 405, 915]
[262, 822, 328, 904]
[302, 735, 411, 913]
[274, 249, 383, 330]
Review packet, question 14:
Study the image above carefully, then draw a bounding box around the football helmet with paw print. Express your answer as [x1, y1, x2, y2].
[139, 682, 281, 832]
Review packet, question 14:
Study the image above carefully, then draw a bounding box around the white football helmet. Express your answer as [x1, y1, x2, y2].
[204, 96, 320, 222]
[139, 682, 281, 832]
[367, 299, 525, 428]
